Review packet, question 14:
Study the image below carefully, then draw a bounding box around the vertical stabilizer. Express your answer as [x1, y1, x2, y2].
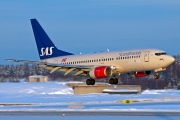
[30, 19, 73, 60]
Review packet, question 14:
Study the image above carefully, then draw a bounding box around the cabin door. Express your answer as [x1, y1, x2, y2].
[144, 51, 150, 62]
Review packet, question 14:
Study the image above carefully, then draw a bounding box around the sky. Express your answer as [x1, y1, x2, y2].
[0, 0, 180, 64]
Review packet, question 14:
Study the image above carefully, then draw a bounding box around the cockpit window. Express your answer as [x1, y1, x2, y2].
[155, 52, 166, 56]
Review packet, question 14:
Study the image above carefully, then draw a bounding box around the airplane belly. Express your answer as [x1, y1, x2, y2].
[119, 59, 144, 72]
[142, 61, 158, 70]
[132, 59, 144, 71]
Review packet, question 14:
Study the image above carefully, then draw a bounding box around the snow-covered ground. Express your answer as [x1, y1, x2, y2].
[0, 82, 179, 111]
[0, 82, 180, 119]
[0, 81, 179, 105]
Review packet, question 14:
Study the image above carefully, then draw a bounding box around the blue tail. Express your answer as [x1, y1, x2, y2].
[30, 19, 73, 60]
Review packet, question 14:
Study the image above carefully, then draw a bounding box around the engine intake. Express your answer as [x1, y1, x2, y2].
[89, 66, 112, 79]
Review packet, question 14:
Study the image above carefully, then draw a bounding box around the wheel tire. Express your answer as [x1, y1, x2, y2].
[86, 79, 91, 85]
[114, 78, 118, 85]
[109, 78, 114, 84]
[154, 75, 160, 79]
[91, 79, 95, 85]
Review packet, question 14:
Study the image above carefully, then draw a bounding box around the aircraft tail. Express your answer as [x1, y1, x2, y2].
[30, 19, 73, 60]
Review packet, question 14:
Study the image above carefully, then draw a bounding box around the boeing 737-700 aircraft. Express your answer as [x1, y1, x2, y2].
[7, 19, 175, 85]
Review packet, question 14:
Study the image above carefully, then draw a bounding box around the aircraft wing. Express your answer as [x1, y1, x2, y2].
[6, 59, 46, 64]
[6, 59, 91, 76]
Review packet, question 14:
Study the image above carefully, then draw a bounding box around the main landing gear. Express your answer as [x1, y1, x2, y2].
[154, 72, 160, 79]
[109, 75, 118, 85]
[86, 78, 95, 85]
[86, 75, 118, 86]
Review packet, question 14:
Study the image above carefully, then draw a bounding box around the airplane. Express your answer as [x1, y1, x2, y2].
[7, 19, 175, 85]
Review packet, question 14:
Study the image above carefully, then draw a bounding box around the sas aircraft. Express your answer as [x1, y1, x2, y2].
[7, 19, 175, 85]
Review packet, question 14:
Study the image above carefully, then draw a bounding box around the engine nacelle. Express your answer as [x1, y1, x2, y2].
[89, 66, 112, 79]
[134, 71, 151, 77]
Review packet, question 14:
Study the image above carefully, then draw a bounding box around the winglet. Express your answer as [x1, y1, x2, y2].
[30, 19, 73, 60]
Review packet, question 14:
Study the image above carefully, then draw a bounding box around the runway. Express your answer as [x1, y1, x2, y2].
[0, 110, 180, 116]
[0, 100, 180, 116]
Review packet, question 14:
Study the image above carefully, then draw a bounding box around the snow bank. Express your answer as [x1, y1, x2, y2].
[0, 82, 74, 95]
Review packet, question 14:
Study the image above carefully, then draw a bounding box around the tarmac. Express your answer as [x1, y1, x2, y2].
[0, 110, 180, 116]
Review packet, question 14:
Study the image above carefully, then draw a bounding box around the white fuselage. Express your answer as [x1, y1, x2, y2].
[41, 49, 175, 74]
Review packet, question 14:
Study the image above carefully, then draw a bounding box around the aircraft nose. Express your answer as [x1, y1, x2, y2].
[168, 56, 175, 64]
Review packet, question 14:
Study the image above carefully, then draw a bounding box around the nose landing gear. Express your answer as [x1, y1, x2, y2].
[154, 73, 160, 79]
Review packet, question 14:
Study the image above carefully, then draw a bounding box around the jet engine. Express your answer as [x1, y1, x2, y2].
[89, 66, 112, 79]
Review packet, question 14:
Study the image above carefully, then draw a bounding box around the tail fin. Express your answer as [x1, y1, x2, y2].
[30, 19, 73, 60]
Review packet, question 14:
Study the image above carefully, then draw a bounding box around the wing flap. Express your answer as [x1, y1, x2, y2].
[50, 67, 61, 73]
[64, 68, 76, 75]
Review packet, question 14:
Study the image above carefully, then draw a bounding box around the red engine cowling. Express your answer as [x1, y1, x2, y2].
[134, 71, 151, 77]
[89, 66, 112, 79]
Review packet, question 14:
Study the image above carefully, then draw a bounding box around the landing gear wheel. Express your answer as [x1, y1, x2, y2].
[109, 78, 114, 84]
[109, 78, 118, 85]
[114, 78, 118, 84]
[86, 79, 91, 85]
[91, 79, 95, 85]
[86, 79, 95, 85]
[154, 74, 160, 79]
[154, 72, 160, 79]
